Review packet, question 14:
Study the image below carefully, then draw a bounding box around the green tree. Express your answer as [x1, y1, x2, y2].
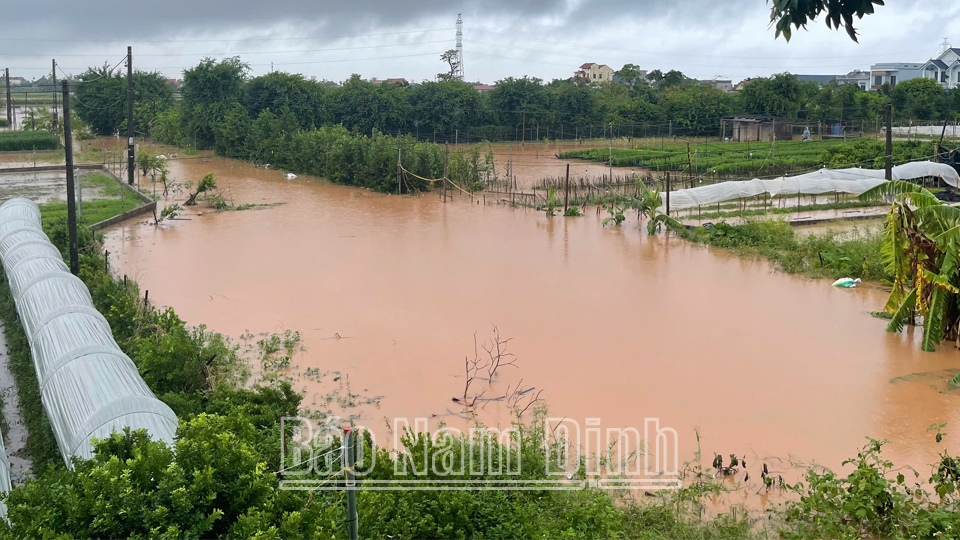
[659, 84, 734, 133]
[244, 71, 329, 129]
[329, 75, 411, 135]
[770, 0, 886, 42]
[613, 63, 647, 87]
[489, 76, 548, 133]
[408, 80, 482, 140]
[180, 57, 249, 149]
[740, 73, 803, 117]
[74, 65, 173, 136]
[890, 77, 945, 120]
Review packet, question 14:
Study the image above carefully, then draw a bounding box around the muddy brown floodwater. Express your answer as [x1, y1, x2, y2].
[104, 156, 960, 491]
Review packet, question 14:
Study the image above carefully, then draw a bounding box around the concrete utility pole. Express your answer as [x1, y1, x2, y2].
[52, 59, 59, 137]
[62, 80, 79, 275]
[885, 104, 893, 181]
[127, 46, 135, 185]
[4, 69, 10, 127]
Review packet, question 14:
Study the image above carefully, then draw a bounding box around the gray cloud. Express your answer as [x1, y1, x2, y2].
[2, 0, 960, 84]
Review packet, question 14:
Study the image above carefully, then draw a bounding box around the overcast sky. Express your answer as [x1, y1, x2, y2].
[3, 1, 960, 84]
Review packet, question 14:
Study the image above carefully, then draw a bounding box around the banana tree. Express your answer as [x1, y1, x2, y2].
[860, 181, 960, 351]
[628, 185, 685, 235]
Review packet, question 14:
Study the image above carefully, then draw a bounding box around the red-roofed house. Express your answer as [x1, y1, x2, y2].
[473, 84, 494, 92]
[574, 63, 614, 83]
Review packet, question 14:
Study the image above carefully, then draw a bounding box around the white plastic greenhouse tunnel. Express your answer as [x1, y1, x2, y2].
[0, 198, 177, 474]
[660, 161, 960, 211]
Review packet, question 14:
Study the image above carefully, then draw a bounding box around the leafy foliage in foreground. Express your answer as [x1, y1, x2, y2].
[860, 180, 960, 351]
[783, 430, 960, 539]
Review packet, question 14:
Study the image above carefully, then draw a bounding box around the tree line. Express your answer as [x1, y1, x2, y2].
[70, 58, 960, 150]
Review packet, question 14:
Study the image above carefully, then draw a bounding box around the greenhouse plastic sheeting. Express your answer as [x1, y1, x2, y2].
[660, 161, 960, 211]
[0, 198, 177, 468]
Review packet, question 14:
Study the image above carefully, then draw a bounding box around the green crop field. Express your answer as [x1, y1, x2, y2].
[559, 138, 941, 178]
[0, 130, 58, 151]
[560, 139, 850, 177]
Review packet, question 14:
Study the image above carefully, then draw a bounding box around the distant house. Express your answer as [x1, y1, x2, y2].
[835, 70, 869, 90]
[869, 62, 924, 89]
[721, 116, 793, 143]
[472, 84, 495, 92]
[734, 78, 755, 91]
[372, 78, 408, 85]
[920, 42, 960, 89]
[165, 79, 182, 89]
[7, 77, 25, 86]
[794, 71, 869, 90]
[574, 63, 614, 83]
[795, 74, 839, 85]
[701, 77, 734, 93]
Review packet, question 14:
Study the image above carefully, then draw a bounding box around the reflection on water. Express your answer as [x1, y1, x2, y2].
[103, 155, 960, 483]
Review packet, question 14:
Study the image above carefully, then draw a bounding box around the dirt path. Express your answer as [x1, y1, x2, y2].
[0, 321, 32, 484]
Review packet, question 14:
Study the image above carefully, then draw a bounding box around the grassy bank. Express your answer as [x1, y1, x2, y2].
[683, 219, 887, 281]
[37, 173, 137, 227]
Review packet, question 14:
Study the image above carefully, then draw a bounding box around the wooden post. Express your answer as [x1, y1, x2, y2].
[665, 172, 671, 216]
[564, 163, 570, 213]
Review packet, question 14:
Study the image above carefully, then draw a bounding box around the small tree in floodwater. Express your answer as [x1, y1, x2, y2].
[185, 172, 217, 205]
[860, 181, 960, 354]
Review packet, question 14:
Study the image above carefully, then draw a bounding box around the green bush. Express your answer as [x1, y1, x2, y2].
[685, 220, 887, 280]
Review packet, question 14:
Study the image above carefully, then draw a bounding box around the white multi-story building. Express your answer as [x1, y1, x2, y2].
[920, 41, 960, 89]
[870, 40, 960, 89]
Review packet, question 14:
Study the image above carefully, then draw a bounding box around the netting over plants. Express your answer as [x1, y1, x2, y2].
[0, 198, 177, 469]
[661, 161, 960, 211]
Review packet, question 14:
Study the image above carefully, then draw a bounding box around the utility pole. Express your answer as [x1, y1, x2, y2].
[343, 427, 359, 540]
[443, 144, 448, 202]
[62, 80, 79, 275]
[51, 60, 59, 137]
[564, 163, 570, 213]
[521, 111, 525, 146]
[686, 142, 693, 187]
[397, 146, 402, 195]
[126, 46, 135, 185]
[885, 103, 893, 181]
[4, 69, 10, 127]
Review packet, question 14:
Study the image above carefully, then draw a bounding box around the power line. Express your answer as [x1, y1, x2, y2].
[468, 29, 909, 61]
[0, 28, 455, 44]
[0, 40, 453, 58]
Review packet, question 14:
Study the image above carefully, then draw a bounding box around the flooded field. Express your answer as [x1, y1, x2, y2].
[102, 155, 960, 489]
